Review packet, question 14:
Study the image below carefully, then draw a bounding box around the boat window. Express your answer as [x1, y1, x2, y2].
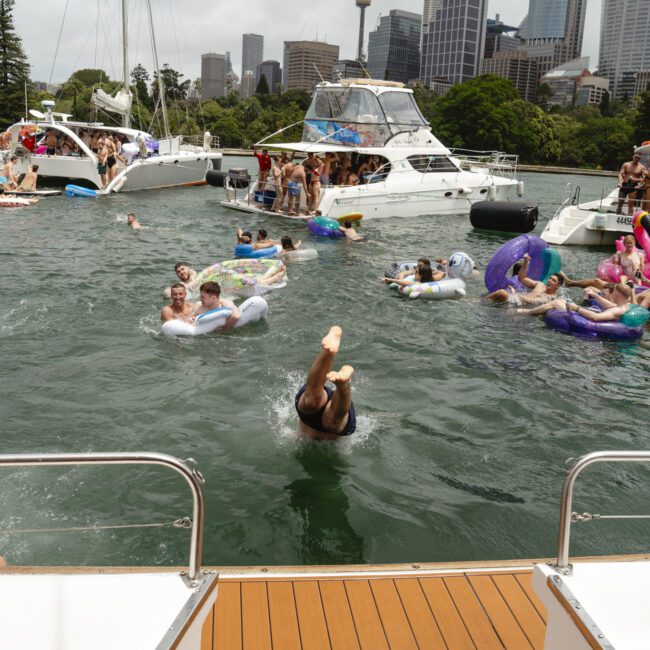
[306, 88, 384, 123]
[378, 92, 427, 127]
[407, 155, 458, 173]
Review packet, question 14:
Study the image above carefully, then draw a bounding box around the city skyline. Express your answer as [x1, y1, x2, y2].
[15, 0, 601, 86]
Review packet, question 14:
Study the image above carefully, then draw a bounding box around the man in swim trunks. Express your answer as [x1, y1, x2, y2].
[2, 155, 19, 189]
[295, 326, 356, 440]
[192, 281, 240, 331]
[44, 130, 58, 156]
[96, 139, 108, 189]
[18, 164, 38, 192]
[161, 283, 195, 322]
[485, 253, 564, 305]
[617, 153, 646, 215]
[287, 162, 308, 216]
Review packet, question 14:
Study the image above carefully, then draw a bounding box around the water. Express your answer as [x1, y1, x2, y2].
[1, 162, 649, 569]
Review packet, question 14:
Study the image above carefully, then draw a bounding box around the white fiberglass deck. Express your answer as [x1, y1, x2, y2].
[0, 571, 217, 649]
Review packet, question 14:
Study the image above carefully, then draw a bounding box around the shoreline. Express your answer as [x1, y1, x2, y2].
[218, 149, 617, 177]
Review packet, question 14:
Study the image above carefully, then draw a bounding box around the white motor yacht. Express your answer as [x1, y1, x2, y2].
[541, 143, 650, 246]
[220, 79, 523, 219]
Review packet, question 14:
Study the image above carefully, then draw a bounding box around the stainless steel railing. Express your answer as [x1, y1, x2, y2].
[0, 452, 206, 584]
[555, 450, 650, 573]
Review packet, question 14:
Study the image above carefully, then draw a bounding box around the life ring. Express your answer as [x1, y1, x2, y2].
[384, 261, 418, 279]
[279, 248, 318, 262]
[543, 307, 645, 340]
[233, 243, 281, 259]
[193, 259, 286, 296]
[392, 278, 467, 300]
[307, 217, 344, 238]
[484, 235, 551, 292]
[162, 296, 269, 337]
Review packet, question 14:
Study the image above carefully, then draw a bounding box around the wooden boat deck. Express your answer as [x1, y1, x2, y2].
[200, 561, 548, 649]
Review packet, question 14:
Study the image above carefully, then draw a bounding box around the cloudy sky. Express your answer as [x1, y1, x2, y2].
[14, 0, 602, 85]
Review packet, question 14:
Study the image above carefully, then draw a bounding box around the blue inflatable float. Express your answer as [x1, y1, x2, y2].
[65, 184, 98, 198]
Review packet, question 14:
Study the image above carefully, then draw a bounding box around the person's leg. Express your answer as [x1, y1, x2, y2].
[297, 326, 342, 415]
[322, 365, 354, 433]
[560, 272, 607, 289]
[485, 289, 510, 301]
[517, 298, 565, 316]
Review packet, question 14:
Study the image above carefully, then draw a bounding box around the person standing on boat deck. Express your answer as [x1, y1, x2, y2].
[96, 140, 108, 189]
[161, 284, 195, 323]
[307, 155, 323, 215]
[44, 130, 58, 156]
[192, 281, 240, 331]
[617, 153, 646, 215]
[295, 326, 356, 440]
[18, 165, 38, 192]
[2, 156, 19, 189]
[253, 147, 272, 192]
[485, 253, 564, 304]
[281, 155, 295, 212]
[90, 131, 101, 154]
[287, 162, 308, 216]
[270, 155, 284, 213]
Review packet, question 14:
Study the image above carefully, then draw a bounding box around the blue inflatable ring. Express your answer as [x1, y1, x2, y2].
[234, 244, 281, 259]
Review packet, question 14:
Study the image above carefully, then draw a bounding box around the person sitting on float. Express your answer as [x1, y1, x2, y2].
[382, 259, 443, 287]
[561, 235, 646, 289]
[236, 227, 277, 250]
[485, 252, 564, 305]
[517, 283, 634, 320]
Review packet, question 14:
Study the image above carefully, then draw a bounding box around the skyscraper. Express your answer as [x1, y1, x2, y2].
[520, 0, 587, 78]
[420, 0, 487, 87]
[201, 53, 226, 101]
[282, 41, 340, 91]
[367, 9, 421, 83]
[242, 34, 264, 83]
[256, 60, 282, 93]
[599, 0, 650, 99]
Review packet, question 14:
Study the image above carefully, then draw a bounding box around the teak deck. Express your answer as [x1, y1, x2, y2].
[200, 563, 548, 649]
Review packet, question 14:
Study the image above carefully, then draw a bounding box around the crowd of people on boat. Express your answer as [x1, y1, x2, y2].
[253, 147, 388, 216]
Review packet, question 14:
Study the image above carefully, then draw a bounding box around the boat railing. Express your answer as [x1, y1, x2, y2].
[555, 450, 650, 575]
[450, 149, 519, 178]
[0, 451, 207, 586]
[179, 134, 221, 150]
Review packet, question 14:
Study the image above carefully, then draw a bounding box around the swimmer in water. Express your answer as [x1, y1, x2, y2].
[163, 262, 198, 298]
[339, 220, 364, 242]
[192, 281, 240, 331]
[295, 326, 356, 440]
[161, 283, 195, 322]
[382, 258, 444, 287]
[237, 228, 276, 250]
[126, 213, 142, 230]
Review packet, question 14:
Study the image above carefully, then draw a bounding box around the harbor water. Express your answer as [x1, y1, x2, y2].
[1, 162, 649, 569]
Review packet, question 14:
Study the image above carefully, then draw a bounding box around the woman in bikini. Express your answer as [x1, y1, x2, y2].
[308, 155, 323, 214]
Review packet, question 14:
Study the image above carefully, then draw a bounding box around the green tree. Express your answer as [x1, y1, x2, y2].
[634, 91, 650, 144]
[131, 63, 150, 106]
[0, 0, 31, 128]
[599, 90, 611, 117]
[71, 68, 109, 86]
[61, 77, 85, 117]
[536, 83, 553, 112]
[507, 100, 561, 163]
[152, 64, 190, 102]
[255, 74, 269, 95]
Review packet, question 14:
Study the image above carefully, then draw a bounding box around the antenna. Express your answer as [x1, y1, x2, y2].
[312, 63, 325, 83]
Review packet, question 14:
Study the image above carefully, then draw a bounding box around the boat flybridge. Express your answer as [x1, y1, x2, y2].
[541, 143, 650, 246]
[221, 79, 523, 219]
[6, 101, 222, 193]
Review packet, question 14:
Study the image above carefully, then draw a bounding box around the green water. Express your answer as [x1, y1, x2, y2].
[1, 162, 649, 569]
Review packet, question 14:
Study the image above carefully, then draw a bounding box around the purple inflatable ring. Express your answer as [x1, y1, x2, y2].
[307, 218, 344, 238]
[543, 309, 643, 340]
[485, 235, 548, 292]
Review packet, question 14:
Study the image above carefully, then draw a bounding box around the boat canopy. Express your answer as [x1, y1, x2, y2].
[303, 86, 429, 147]
[91, 87, 133, 117]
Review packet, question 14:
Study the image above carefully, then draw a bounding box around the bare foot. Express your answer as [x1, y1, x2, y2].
[559, 271, 574, 287]
[516, 308, 531, 315]
[321, 326, 342, 354]
[327, 365, 354, 384]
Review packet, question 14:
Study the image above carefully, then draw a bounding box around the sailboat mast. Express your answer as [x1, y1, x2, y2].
[146, 0, 171, 138]
[122, 0, 130, 128]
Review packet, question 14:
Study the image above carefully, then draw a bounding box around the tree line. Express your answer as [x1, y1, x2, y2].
[1, 0, 649, 170]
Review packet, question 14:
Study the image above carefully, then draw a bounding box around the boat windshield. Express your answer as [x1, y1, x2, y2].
[303, 87, 426, 147]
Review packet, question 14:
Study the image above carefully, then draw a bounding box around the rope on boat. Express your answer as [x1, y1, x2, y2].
[0, 516, 192, 535]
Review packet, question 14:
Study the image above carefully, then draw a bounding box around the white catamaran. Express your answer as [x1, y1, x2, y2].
[4, 0, 222, 193]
